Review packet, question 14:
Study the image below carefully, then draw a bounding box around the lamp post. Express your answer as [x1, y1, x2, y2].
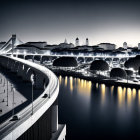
[30, 74, 35, 115]
[6, 79, 8, 106]
[12, 86, 15, 117]
[48, 72, 51, 98]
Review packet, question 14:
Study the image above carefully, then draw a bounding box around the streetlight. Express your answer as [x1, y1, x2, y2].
[30, 74, 35, 115]
[6, 79, 8, 106]
[12, 86, 15, 117]
[48, 72, 51, 98]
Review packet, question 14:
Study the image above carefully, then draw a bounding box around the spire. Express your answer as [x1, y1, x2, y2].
[75, 37, 79, 46]
[123, 42, 127, 49]
[86, 38, 89, 46]
[64, 38, 67, 44]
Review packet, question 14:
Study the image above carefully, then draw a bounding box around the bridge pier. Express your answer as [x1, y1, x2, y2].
[11, 61, 16, 73]
[13, 61, 20, 73]
[51, 100, 58, 133]
[17, 63, 24, 77]
[22, 65, 30, 81]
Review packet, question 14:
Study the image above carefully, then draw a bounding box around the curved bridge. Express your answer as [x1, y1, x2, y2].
[0, 55, 66, 140]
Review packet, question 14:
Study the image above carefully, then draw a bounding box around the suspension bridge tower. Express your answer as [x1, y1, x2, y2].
[12, 34, 16, 55]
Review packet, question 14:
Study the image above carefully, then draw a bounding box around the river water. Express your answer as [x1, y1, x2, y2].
[58, 76, 140, 140]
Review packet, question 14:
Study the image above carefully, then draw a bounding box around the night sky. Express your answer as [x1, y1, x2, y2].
[0, 0, 140, 47]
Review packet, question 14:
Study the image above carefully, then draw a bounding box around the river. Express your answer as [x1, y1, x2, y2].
[58, 75, 140, 140]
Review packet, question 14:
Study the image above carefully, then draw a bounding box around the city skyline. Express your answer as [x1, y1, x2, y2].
[1, 0, 140, 47]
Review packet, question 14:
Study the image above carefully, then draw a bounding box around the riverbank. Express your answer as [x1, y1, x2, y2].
[50, 69, 140, 89]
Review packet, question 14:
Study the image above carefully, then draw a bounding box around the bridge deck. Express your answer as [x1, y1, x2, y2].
[0, 56, 59, 140]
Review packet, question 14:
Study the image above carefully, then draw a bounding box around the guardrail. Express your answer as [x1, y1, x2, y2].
[0, 55, 60, 140]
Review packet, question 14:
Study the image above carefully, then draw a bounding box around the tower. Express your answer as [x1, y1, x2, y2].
[12, 34, 16, 55]
[123, 42, 127, 49]
[86, 38, 89, 46]
[138, 43, 140, 50]
[75, 37, 79, 46]
[64, 38, 67, 44]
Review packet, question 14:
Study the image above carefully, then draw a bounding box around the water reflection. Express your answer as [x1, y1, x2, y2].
[127, 88, 132, 107]
[101, 84, 106, 105]
[132, 88, 136, 100]
[59, 76, 140, 139]
[77, 79, 92, 97]
[111, 86, 114, 96]
[59, 76, 140, 109]
[96, 83, 98, 88]
[118, 86, 123, 107]
[64, 76, 68, 86]
[69, 76, 73, 92]
[139, 90, 140, 106]
[59, 75, 62, 84]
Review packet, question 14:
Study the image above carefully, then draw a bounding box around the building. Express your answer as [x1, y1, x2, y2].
[86, 38, 89, 46]
[64, 38, 67, 44]
[59, 42, 74, 48]
[75, 37, 79, 46]
[123, 42, 127, 49]
[138, 43, 140, 50]
[26, 42, 47, 48]
[98, 43, 116, 50]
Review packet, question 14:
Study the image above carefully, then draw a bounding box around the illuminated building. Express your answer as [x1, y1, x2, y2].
[123, 42, 127, 49]
[75, 37, 79, 46]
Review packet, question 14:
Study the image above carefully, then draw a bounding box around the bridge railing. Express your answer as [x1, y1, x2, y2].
[0, 55, 59, 140]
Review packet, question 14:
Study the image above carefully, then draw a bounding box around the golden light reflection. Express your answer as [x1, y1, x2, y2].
[84, 80, 87, 88]
[122, 87, 126, 103]
[77, 79, 92, 97]
[81, 79, 84, 88]
[127, 88, 132, 107]
[96, 83, 98, 88]
[74, 78, 76, 83]
[132, 88, 136, 100]
[59, 75, 62, 84]
[88, 81, 92, 89]
[117, 86, 123, 107]
[70, 76, 73, 92]
[65, 76, 68, 86]
[123, 87, 126, 95]
[111, 86, 114, 96]
[138, 90, 140, 106]
[118, 86, 122, 94]
[101, 84, 106, 105]
[77, 78, 80, 84]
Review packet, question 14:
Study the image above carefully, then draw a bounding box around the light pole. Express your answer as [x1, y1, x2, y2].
[30, 74, 35, 115]
[6, 79, 8, 106]
[3, 78, 5, 87]
[48, 72, 51, 98]
[12, 86, 15, 117]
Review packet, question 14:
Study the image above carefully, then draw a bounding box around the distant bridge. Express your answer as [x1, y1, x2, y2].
[4, 53, 133, 66]
[0, 35, 136, 61]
